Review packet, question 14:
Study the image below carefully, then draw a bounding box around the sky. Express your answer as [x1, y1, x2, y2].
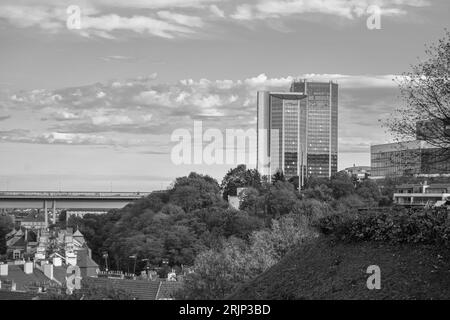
[0, 0, 449, 191]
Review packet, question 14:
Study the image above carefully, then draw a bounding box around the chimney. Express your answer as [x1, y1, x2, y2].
[43, 263, 54, 280]
[0, 263, 8, 276]
[24, 261, 33, 274]
[53, 257, 62, 267]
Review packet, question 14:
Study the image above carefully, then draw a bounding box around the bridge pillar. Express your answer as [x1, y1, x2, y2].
[52, 200, 56, 224]
[43, 201, 48, 228]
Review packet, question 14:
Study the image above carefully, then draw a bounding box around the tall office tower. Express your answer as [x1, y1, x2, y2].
[290, 80, 338, 179]
[257, 80, 338, 184]
[257, 91, 307, 182]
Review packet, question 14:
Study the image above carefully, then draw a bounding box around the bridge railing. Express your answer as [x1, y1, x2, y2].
[0, 191, 151, 198]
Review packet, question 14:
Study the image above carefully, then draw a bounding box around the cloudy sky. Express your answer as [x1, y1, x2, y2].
[0, 0, 449, 191]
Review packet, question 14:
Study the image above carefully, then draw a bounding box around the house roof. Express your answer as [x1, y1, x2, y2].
[84, 277, 160, 300]
[22, 213, 45, 223]
[52, 266, 68, 285]
[426, 184, 450, 189]
[0, 265, 56, 291]
[0, 290, 44, 300]
[77, 250, 98, 269]
[156, 281, 184, 300]
[73, 229, 84, 237]
[8, 236, 26, 248]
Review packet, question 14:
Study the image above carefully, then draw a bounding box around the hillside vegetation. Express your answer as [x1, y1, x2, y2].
[229, 237, 450, 300]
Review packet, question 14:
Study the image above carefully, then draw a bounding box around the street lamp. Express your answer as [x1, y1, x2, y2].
[102, 252, 109, 272]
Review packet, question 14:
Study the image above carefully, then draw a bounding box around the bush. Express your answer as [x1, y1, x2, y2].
[316, 208, 450, 246]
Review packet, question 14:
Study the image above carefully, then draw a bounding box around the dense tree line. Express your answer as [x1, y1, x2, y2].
[66, 166, 388, 277]
[64, 164, 450, 298]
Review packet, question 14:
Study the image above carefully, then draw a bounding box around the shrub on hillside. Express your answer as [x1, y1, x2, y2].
[316, 208, 450, 246]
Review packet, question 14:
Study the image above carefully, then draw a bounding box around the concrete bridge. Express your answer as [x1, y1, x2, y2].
[0, 191, 151, 226]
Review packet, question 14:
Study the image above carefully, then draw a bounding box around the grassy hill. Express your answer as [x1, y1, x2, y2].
[229, 237, 450, 300]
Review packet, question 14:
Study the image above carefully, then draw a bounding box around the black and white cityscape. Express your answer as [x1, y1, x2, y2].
[0, 0, 450, 306]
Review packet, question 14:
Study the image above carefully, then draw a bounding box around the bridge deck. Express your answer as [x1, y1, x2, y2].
[0, 191, 151, 200]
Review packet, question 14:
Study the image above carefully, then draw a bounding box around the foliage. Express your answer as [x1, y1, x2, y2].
[177, 213, 317, 299]
[169, 172, 224, 211]
[271, 170, 286, 184]
[386, 29, 450, 163]
[68, 172, 265, 273]
[220, 164, 262, 200]
[316, 208, 450, 246]
[266, 181, 298, 218]
[290, 199, 332, 223]
[0, 214, 14, 254]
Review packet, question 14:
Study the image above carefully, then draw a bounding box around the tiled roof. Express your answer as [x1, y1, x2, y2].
[77, 250, 99, 268]
[0, 265, 55, 291]
[73, 229, 84, 237]
[52, 266, 67, 284]
[156, 281, 184, 300]
[0, 290, 44, 300]
[85, 277, 160, 300]
[427, 184, 450, 189]
[22, 213, 45, 223]
[8, 236, 26, 248]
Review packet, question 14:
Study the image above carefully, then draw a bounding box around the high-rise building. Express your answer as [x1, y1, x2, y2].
[257, 91, 308, 181]
[291, 80, 338, 179]
[257, 80, 338, 183]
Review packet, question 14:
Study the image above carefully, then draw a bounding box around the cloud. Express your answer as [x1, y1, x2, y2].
[100, 55, 136, 62]
[231, 0, 431, 21]
[1, 73, 402, 153]
[0, 4, 204, 39]
[209, 5, 226, 18]
[0, 115, 11, 121]
[157, 11, 204, 27]
[0, 0, 431, 39]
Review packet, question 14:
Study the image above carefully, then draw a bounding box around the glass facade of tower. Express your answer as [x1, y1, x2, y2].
[371, 140, 450, 178]
[257, 81, 338, 183]
[257, 92, 307, 181]
[290, 81, 338, 179]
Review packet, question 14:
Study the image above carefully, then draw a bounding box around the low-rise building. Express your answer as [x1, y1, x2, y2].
[393, 182, 450, 207]
[343, 165, 371, 181]
[371, 140, 450, 179]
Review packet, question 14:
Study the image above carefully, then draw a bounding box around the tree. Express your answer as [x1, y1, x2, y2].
[329, 172, 355, 199]
[177, 214, 317, 300]
[170, 172, 224, 211]
[386, 30, 450, 164]
[176, 238, 258, 300]
[0, 214, 14, 254]
[303, 184, 334, 202]
[267, 181, 298, 218]
[239, 187, 263, 216]
[271, 170, 286, 184]
[334, 194, 366, 213]
[291, 199, 332, 223]
[356, 180, 381, 205]
[220, 165, 262, 201]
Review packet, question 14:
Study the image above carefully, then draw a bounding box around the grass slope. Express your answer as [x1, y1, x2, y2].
[229, 237, 450, 300]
